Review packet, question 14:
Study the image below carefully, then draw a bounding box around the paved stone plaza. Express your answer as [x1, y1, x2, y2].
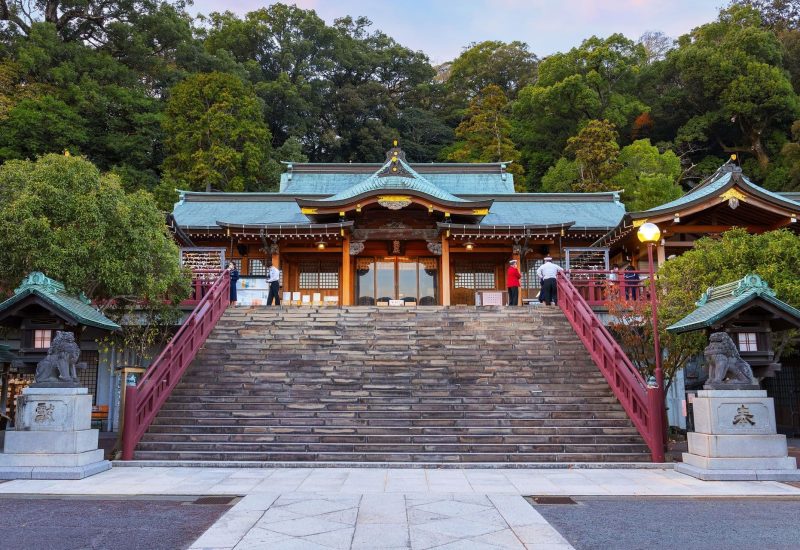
[1, 466, 798, 549]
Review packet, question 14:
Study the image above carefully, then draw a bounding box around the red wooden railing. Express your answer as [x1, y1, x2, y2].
[567, 270, 649, 306]
[181, 269, 224, 306]
[556, 271, 665, 462]
[121, 269, 230, 460]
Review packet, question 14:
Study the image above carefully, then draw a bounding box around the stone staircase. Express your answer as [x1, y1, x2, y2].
[134, 306, 651, 463]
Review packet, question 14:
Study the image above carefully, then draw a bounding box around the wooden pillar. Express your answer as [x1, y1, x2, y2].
[656, 243, 666, 267]
[441, 235, 451, 306]
[341, 235, 352, 306]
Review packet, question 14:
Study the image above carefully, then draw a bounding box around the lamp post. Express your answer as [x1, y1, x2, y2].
[637, 222, 666, 456]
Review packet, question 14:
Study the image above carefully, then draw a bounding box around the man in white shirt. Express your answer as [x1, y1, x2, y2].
[266, 261, 281, 306]
[536, 256, 564, 306]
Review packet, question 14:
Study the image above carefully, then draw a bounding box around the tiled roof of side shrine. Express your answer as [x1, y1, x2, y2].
[631, 162, 800, 219]
[667, 274, 800, 334]
[0, 272, 120, 331]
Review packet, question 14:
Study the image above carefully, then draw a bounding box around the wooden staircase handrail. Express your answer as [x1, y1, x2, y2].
[556, 272, 665, 462]
[121, 269, 230, 460]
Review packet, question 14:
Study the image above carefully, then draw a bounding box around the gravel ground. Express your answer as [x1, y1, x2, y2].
[534, 496, 800, 550]
[0, 495, 232, 550]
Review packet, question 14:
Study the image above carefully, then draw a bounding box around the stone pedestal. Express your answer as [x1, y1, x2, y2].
[0, 387, 111, 479]
[676, 390, 800, 481]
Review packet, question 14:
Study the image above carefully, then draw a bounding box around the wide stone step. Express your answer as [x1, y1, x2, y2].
[132, 450, 650, 462]
[140, 433, 646, 445]
[145, 424, 640, 436]
[150, 417, 638, 428]
[135, 440, 650, 454]
[157, 402, 626, 412]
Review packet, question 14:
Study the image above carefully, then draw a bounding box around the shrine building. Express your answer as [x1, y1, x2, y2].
[169, 144, 626, 306]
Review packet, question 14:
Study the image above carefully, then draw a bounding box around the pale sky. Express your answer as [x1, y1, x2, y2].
[190, 0, 723, 63]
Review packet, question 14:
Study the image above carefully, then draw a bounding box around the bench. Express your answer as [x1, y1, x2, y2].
[91, 405, 109, 430]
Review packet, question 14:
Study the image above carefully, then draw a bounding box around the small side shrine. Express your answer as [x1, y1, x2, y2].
[669, 274, 800, 481]
[0, 272, 120, 367]
[0, 273, 119, 424]
[0, 273, 118, 479]
[667, 274, 800, 379]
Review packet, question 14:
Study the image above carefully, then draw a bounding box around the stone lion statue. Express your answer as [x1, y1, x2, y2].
[703, 332, 757, 388]
[33, 331, 85, 387]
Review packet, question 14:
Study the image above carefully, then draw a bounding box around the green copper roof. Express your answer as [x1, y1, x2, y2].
[632, 165, 800, 218]
[315, 158, 469, 204]
[667, 274, 800, 334]
[172, 192, 625, 231]
[0, 272, 120, 331]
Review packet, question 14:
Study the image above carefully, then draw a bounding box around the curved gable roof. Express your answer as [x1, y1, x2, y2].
[308, 157, 470, 205]
[630, 165, 800, 220]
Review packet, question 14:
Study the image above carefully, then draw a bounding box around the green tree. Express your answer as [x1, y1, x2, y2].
[447, 40, 537, 99]
[513, 34, 648, 187]
[540, 157, 580, 193]
[564, 119, 622, 192]
[657, 228, 800, 364]
[665, 5, 799, 169]
[612, 139, 683, 211]
[778, 119, 800, 190]
[0, 154, 188, 303]
[447, 84, 524, 187]
[160, 71, 272, 201]
[0, 22, 169, 190]
[0, 95, 88, 160]
[0, 1, 188, 44]
[202, 5, 441, 163]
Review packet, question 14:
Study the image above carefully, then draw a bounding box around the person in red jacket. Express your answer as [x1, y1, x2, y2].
[507, 259, 522, 306]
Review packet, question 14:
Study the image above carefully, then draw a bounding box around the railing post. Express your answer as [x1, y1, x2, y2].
[646, 387, 666, 462]
[121, 386, 138, 460]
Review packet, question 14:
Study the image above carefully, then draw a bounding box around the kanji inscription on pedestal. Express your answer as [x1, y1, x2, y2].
[733, 404, 755, 426]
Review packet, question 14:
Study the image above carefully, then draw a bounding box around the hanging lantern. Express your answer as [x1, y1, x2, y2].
[316, 241, 326, 250]
[464, 241, 475, 251]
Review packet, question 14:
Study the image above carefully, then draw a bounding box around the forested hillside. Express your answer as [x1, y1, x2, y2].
[1, 0, 799, 210]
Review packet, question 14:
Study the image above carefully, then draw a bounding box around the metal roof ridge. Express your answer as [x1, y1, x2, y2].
[460, 191, 623, 202]
[312, 156, 470, 204]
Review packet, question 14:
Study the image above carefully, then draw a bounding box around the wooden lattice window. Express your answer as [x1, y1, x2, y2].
[78, 351, 99, 404]
[249, 259, 267, 276]
[33, 329, 52, 349]
[299, 261, 339, 289]
[522, 259, 565, 288]
[738, 332, 758, 352]
[454, 263, 496, 289]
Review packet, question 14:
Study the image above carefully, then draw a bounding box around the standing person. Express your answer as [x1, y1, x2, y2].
[227, 261, 239, 305]
[266, 260, 281, 306]
[536, 256, 564, 306]
[506, 259, 522, 306]
[608, 263, 620, 284]
[624, 265, 639, 301]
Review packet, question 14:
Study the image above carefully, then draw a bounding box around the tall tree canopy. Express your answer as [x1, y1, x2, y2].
[513, 34, 648, 188]
[666, 6, 798, 169]
[0, 154, 187, 302]
[446, 40, 538, 100]
[159, 71, 272, 203]
[446, 84, 524, 187]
